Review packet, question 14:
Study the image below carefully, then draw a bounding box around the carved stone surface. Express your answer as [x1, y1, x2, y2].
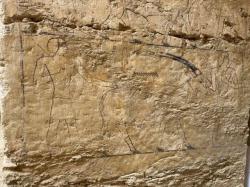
[0, 0, 250, 186]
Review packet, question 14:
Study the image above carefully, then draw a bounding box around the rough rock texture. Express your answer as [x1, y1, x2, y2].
[0, 0, 250, 186]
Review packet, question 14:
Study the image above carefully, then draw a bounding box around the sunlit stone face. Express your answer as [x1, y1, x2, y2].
[0, 0, 249, 186]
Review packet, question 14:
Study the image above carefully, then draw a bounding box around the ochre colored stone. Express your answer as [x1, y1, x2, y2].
[0, 0, 249, 186]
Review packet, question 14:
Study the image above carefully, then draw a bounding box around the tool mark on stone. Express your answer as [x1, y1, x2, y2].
[100, 3, 112, 25]
[45, 64, 56, 142]
[33, 37, 64, 83]
[53, 118, 80, 142]
[197, 52, 244, 94]
[124, 8, 149, 22]
[158, 53, 201, 76]
[177, 119, 194, 149]
[124, 123, 139, 154]
[99, 84, 119, 134]
[47, 38, 62, 54]
[26, 29, 245, 156]
[137, 49, 245, 96]
[16, 145, 242, 163]
[247, 109, 250, 146]
[18, 24, 26, 107]
[104, 36, 242, 54]
[116, 122, 140, 154]
[133, 72, 159, 78]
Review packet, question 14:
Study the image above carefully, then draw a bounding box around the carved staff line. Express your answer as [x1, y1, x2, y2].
[158, 52, 201, 76]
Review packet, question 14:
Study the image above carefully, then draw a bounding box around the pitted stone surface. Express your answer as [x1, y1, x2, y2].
[0, 0, 249, 186]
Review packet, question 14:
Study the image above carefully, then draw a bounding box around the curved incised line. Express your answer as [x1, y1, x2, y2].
[158, 52, 201, 76]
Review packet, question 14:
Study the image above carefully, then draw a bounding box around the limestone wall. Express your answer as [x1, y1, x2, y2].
[0, 0, 7, 186]
[1, 0, 250, 186]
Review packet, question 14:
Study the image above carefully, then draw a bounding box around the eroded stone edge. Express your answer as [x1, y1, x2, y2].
[0, 0, 8, 186]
